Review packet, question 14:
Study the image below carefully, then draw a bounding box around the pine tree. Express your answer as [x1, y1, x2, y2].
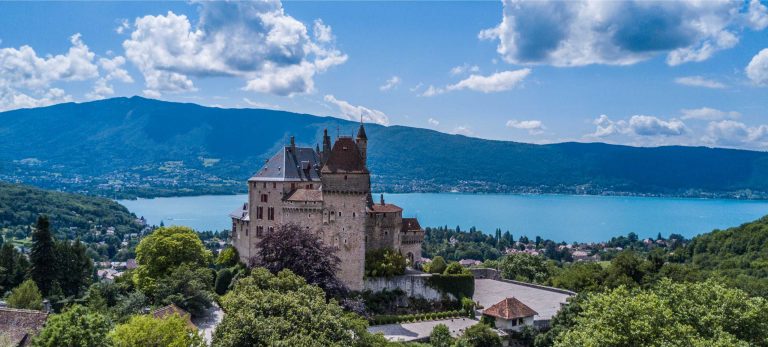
[30, 215, 57, 296]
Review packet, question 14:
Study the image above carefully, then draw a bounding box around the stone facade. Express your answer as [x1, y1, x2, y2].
[230, 123, 425, 290]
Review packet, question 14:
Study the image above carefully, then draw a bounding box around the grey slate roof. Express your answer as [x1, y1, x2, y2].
[0, 307, 48, 347]
[250, 146, 322, 182]
[229, 203, 249, 221]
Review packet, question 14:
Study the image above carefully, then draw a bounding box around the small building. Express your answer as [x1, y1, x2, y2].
[482, 297, 538, 332]
[0, 307, 49, 347]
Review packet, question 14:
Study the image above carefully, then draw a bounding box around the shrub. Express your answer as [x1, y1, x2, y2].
[426, 274, 475, 299]
[215, 268, 234, 295]
[365, 248, 407, 277]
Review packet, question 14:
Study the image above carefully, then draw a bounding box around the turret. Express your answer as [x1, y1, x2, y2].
[356, 120, 368, 166]
[322, 128, 331, 165]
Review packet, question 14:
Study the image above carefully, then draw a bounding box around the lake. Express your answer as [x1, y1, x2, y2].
[118, 193, 768, 242]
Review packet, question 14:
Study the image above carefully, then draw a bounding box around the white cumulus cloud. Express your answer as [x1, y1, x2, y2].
[450, 64, 480, 75]
[506, 119, 545, 134]
[447, 69, 531, 93]
[705, 120, 768, 148]
[422, 69, 531, 96]
[380, 76, 401, 91]
[428, 118, 439, 126]
[680, 107, 740, 121]
[123, 0, 347, 97]
[589, 114, 686, 137]
[323, 95, 389, 125]
[481, 0, 767, 67]
[674, 76, 726, 89]
[451, 126, 474, 136]
[746, 48, 768, 86]
[0, 33, 113, 111]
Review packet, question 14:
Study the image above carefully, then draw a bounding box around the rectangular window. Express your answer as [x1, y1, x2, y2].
[261, 194, 268, 203]
[256, 226, 264, 237]
[268, 207, 275, 220]
[263, 182, 266, 189]
[273, 182, 277, 189]
[257, 207, 264, 220]
[268, 226, 274, 233]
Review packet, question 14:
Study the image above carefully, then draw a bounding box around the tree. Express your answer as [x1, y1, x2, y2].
[444, 262, 470, 275]
[215, 268, 234, 295]
[153, 263, 214, 318]
[253, 223, 346, 296]
[7, 279, 43, 310]
[134, 226, 212, 295]
[110, 314, 204, 347]
[30, 215, 57, 296]
[216, 246, 240, 267]
[55, 240, 93, 298]
[499, 253, 551, 283]
[549, 262, 606, 292]
[457, 324, 502, 347]
[32, 305, 111, 347]
[429, 324, 452, 347]
[0, 243, 29, 293]
[604, 250, 647, 288]
[365, 248, 406, 277]
[553, 279, 768, 347]
[427, 256, 447, 274]
[212, 268, 377, 347]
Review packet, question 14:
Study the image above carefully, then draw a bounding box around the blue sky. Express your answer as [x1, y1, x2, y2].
[1, 1, 767, 149]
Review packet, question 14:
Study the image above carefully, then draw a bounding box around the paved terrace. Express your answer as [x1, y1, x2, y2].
[474, 279, 574, 321]
[368, 318, 506, 342]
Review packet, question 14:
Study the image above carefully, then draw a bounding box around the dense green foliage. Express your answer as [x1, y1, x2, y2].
[426, 274, 475, 300]
[0, 181, 141, 237]
[0, 242, 29, 293]
[553, 280, 768, 347]
[33, 305, 111, 347]
[365, 248, 407, 277]
[457, 323, 502, 347]
[152, 263, 214, 318]
[682, 216, 768, 296]
[6, 279, 43, 310]
[255, 223, 346, 297]
[30, 215, 57, 295]
[110, 314, 204, 347]
[215, 268, 234, 295]
[429, 324, 453, 347]
[216, 246, 239, 267]
[369, 310, 464, 325]
[499, 253, 553, 283]
[5, 96, 768, 198]
[212, 268, 381, 347]
[134, 226, 212, 296]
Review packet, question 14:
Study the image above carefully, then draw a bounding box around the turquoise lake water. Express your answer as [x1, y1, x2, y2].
[118, 193, 768, 242]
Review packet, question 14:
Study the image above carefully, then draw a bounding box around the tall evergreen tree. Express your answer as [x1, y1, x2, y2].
[56, 240, 93, 297]
[30, 215, 57, 296]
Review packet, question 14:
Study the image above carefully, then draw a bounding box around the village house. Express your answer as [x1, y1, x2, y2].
[230, 123, 425, 290]
[482, 297, 538, 332]
[0, 307, 49, 347]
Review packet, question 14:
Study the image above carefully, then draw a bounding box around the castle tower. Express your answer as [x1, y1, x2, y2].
[356, 120, 368, 166]
[322, 128, 332, 165]
[320, 137, 370, 290]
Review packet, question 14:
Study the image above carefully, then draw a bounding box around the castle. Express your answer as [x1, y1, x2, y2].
[230, 123, 424, 290]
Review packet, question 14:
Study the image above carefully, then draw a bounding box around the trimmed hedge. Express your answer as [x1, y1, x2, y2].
[426, 274, 475, 299]
[369, 310, 464, 326]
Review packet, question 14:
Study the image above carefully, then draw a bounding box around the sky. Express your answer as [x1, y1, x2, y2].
[1, 0, 768, 150]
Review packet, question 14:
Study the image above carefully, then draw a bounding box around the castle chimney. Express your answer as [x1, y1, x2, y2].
[380, 193, 385, 205]
[356, 119, 368, 166]
[290, 136, 296, 152]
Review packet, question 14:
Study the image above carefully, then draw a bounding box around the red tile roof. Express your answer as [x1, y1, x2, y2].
[368, 203, 403, 213]
[482, 297, 538, 320]
[286, 189, 323, 202]
[0, 307, 48, 347]
[401, 218, 422, 232]
[321, 137, 368, 174]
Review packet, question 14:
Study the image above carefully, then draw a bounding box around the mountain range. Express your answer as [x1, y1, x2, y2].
[1, 96, 768, 199]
